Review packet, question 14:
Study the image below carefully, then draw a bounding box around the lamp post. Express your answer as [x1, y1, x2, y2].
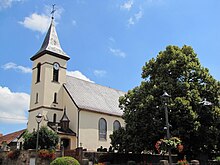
[35, 113, 43, 165]
[162, 91, 172, 165]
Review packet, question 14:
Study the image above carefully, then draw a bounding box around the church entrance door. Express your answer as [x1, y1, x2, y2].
[61, 138, 70, 150]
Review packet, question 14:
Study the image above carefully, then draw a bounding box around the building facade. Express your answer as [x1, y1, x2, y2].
[27, 17, 125, 151]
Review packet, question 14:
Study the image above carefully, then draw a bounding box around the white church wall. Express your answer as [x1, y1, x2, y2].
[79, 110, 124, 151]
[27, 108, 64, 132]
[63, 87, 79, 136]
[30, 54, 67, 110]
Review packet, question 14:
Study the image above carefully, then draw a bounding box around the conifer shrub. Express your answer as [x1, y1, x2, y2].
[50, 156, 80, 165]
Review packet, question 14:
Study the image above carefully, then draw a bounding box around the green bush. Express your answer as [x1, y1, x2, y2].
[50, 156, 80, 165]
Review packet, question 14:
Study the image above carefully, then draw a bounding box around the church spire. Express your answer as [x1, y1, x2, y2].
[31, 5, 69, 61]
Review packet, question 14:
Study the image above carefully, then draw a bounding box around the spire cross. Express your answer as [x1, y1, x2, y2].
[51, 4, 56, 19]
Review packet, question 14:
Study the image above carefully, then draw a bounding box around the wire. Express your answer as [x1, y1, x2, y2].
[0, 116, 27, 121]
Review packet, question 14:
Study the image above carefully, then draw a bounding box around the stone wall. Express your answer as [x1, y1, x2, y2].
[0, 149, 61, 165]
[83, 151, 178, 164]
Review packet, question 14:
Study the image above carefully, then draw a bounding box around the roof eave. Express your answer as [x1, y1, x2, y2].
[30, 50, 70, 61]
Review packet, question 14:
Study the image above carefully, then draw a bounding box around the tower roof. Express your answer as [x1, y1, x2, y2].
[61, 108, 70, 122]
[31, 18, 70, 61]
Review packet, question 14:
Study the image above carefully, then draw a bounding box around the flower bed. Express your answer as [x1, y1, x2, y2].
[38, 149, 55, 160]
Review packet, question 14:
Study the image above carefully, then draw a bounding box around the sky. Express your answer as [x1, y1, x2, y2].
[0, 0, 220, 135]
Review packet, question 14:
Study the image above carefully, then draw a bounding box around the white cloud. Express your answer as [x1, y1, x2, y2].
[109, 47, 126, 58]
[128, 17, 135, 25]
[93, 70, 107, 77]
[19, 5, 63, 33]
[0, 0, 24, 10]
[128, 9, 143, 26]
[67, 70, 94, 83]
[0, 86, 29, 123]
[19, 13, 51, 34]
[109, 37, 115, 43]
[2, 62, 32, 73]
[135, 9, 143, 20]
[72, 20, 77, 26]
[120, 0, 134, 11]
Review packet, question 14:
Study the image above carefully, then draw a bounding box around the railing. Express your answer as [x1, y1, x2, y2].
[64, 149, 77, 157]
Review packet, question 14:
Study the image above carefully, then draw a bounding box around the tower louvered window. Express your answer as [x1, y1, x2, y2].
[53, 113, 56, 123]
[53, 93, 57, 103]
[53, 68, 59, 82]
[35, 93, 38, 104]
[36, 63, 41, 82]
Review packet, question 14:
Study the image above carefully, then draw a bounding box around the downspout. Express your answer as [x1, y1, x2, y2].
[77, 109, 80, 148]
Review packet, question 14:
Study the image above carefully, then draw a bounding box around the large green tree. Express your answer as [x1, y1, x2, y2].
[110, 45, 220, 158]
[23, 126, 59, 150]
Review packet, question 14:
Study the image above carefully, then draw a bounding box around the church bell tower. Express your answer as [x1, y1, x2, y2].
[27, 15, 70, 132]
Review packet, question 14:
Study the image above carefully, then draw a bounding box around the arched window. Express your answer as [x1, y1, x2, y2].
[113, 120, 121, 131]
[53, 63, 59, 82]
[53, 113, 57, 123]
[36, 63, 41, 82]
[99, 118, 107, 140]
[53, 93, 57, 103]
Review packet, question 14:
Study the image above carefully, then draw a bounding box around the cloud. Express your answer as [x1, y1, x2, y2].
[0, 86, 29, 123]
[93, 70, 107, 77]
[120, 0, 134, 11]
[19, 5, 63, 33]
[67, 70, 94, 83]
[128, 17, 135, 25]
[0, 0, 24, 10]
[109, 47, 126, 58]
[128, 9, 143, 26]
[72, 20, 77, 26]
[19, 13, 51, 34]
[2, 62, 32, 73]
[135, 9, 143, 20]
[109, 37, 115, 43]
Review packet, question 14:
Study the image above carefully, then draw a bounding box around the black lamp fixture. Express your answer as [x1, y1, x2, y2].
[161, 91, 172, 165]
[35, 113, 43, 165]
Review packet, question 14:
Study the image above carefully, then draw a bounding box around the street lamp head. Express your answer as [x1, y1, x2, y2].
[161, 91, 171, 103]
[35, 113, 43, 123]
[162, 91, 171, 98]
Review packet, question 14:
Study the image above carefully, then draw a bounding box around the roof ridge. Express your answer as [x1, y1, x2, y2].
[66, 75, 126, 93]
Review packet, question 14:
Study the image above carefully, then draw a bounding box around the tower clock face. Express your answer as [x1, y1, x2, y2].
[53, 63, 60, 70]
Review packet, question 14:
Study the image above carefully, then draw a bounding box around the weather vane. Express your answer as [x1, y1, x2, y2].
[51, 4, 56, 19]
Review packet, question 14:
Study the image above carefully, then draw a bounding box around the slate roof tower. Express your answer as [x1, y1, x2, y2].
[27, 14, 70, 132]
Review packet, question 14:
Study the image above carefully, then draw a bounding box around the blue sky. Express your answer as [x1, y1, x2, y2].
[0, 0, 220, 135]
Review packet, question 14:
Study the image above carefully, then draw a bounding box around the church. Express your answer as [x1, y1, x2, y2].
[27, 16, 125, 151]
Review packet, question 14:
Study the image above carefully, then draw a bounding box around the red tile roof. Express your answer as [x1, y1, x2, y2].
[0, 129, 26, 146]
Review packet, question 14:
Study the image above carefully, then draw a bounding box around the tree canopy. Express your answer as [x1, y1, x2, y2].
[23, 126, 59, 150]
[110, 45, 220, 158]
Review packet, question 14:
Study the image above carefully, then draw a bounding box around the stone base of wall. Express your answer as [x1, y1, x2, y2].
[0, 149, 62, 165]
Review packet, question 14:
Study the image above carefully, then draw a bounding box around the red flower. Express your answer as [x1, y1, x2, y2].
[38, 149, 55, 160]
[177, 144, 184, 152]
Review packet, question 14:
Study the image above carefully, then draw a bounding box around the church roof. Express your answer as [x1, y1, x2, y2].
[64, 76, 125, 116]
[31, 18, 70, 61]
